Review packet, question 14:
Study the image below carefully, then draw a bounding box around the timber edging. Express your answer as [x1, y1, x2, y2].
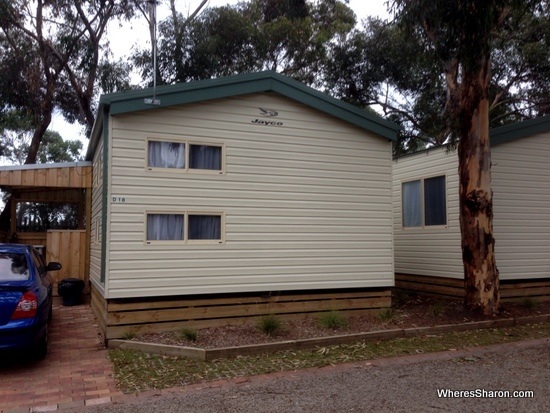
[108, 313, 550, 361]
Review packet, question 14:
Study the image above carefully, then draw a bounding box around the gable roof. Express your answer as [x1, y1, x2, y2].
[86, 71, 400, 160]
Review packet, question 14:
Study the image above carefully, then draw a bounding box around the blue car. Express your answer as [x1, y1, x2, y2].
[0, 244, 61, 359]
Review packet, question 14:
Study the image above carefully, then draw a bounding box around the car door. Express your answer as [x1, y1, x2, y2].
[30, 249, 52, 321]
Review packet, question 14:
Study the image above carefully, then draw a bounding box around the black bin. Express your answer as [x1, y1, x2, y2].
[58, 278, 85, 306]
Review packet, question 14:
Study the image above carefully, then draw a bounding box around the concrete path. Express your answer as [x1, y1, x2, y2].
[0, 304, 122, 413]
[71, 337, 549, 413]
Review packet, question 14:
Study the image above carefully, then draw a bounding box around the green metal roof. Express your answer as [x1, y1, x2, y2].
[86, 71, 400, 160]
[490, 115, 550, 145]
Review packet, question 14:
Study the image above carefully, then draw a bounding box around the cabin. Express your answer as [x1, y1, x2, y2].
[392, 115, 550, 302]
[85, 71, 401, 340]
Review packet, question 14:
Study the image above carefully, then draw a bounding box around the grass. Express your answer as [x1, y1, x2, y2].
[109, 322, 550, 394]
[318, 310, 348, 329]
[257, 314, 283, 336]
[180, 328, 198, 342]
[122, 331, 136, 340]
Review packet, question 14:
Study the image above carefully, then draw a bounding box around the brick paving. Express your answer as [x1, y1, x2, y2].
[0, 303, 122, 413]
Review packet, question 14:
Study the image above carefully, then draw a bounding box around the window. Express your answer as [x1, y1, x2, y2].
[0, 253, 30, 281]
[148, 141, 185, 169]
[146, 212, 224, 243]
[188, 214, 221, 240]
[147, 139, 223, 172]
[402, 175, 446, 227]
[189, 144, 222, 171]
[147, 214, 185, 241]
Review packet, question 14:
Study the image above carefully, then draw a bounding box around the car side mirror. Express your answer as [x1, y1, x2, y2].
[46, 262, 62, 271]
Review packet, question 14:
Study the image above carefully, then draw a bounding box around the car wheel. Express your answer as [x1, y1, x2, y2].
[48, 303, 53, 322]
[34, 325, 48, 360]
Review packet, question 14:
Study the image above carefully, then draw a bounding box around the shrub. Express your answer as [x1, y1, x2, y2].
[318, 310, 348, 329]
[257, 314, 283, 336]
[122, 331, 136, 340]
[180, 328, 198, 342]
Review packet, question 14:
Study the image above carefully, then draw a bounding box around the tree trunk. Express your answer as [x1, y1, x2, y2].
[457, 58, 500, 315]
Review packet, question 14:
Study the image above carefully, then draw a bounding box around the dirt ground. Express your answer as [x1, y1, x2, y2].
[131, 294, 550, 349]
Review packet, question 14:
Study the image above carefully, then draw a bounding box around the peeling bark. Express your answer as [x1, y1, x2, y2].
[457, 57, 500, 315]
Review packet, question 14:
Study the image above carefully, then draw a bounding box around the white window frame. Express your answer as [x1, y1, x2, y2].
[146, 138, 225, 174]
[402, 175, 447, 229]
[145, 211, 225, 245]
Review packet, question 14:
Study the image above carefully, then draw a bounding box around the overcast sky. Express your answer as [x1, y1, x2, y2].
[48, 0, 391, 151]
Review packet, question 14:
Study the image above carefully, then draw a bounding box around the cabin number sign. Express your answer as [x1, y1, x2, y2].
[251, 107, 284, 126]
[111, 196, 126, 203]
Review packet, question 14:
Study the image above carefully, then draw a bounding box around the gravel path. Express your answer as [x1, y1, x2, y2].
[73, 338, 549, 413]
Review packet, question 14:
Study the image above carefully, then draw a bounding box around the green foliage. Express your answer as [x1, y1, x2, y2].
[318, 310, 348, 329]
[0, 0, 137, 164]
[137, 0, 356, 86]
[431, 302, 445, 317]
[257, 314, 283, 336]
[326, 1, 549, 154]
[519, 297, 539, 310]
[122, 331, 136, 340]
[180, 328, 198, 342]
[377, 308, 397, 322]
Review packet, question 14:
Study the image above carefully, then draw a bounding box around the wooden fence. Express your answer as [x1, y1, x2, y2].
[46, 230, 88, 295]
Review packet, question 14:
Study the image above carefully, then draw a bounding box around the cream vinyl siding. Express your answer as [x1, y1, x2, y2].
[491, 131, 550, 280]
[393, 130, 550, 281]
[393, 147, 462, 279]
[89, 136, 105, 293]
[105, 93, 394, 298]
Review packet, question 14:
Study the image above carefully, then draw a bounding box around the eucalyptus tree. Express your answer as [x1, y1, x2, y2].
[394, 0, 549, 315]
[134, 0, 356, 86]
[325, 2, 548, 154]
[0, 0, 136, 165]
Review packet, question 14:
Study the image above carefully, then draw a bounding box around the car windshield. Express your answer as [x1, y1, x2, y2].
[0, 252, 30, 281]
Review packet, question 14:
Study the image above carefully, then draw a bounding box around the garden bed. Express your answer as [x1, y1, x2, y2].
[123, 295, 549, 352]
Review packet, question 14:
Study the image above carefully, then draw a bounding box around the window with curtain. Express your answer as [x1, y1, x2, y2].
[424, 176, 446, 226]
[188, 214, 222, 240]
[402, 175, 446, 227]
[146, 212, 223, 243]
[147, 214, 184, 241]
[147, 139, 223, 172]
[148, 141, 185, 169]
[402, 180, 422, 227]
[189, 144, 222, 170]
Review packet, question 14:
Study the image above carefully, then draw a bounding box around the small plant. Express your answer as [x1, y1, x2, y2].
[122, 331, 136, 340]
[180, 328, 198, 342]
[519, 297, 539, 310]
[377, 308, 396, 322]
[432, 302, 445, 317]
[257, 314, 283, 336]
[318, 310, 348, 329]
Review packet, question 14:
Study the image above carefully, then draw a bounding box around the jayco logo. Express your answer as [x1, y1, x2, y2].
[251, 107, 283, 126]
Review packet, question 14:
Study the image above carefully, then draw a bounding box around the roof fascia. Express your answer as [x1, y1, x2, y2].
[491, 115, 550, 145]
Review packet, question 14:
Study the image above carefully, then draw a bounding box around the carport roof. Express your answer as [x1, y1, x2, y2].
[0, 162, 92, 189]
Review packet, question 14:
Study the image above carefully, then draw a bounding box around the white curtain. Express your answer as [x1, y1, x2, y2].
[189, 145, 221, 170]
[147, 214, 184, 240]
[148, 141, 185, 168]
[402, 180, 422, 227]
[188, 215, 221, 240]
